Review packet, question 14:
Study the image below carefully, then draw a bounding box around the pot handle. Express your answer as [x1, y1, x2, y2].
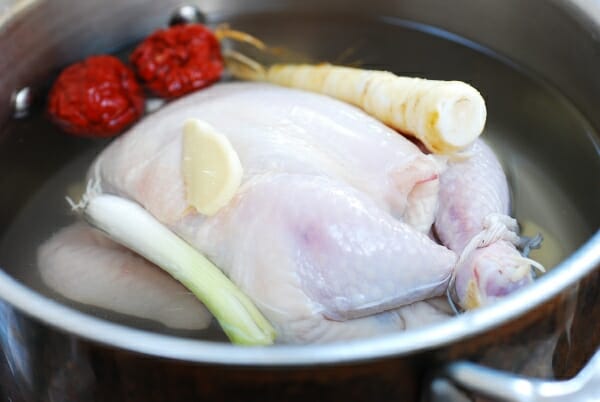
[428, 348, 600, 401]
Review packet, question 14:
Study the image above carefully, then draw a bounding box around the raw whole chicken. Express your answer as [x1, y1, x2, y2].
[83, 82, 456, 343]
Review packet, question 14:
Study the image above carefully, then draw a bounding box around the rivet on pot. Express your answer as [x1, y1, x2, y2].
[169, 5, 206, 26]
[11, 87, 33, 119]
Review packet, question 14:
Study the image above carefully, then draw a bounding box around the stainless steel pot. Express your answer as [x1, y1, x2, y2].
[0, 0, 599, 401]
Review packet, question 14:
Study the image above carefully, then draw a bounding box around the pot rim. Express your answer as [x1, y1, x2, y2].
[0, 231, 597, 366]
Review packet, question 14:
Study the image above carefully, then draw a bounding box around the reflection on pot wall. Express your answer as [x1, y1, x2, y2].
[0, 299, 97, 402]
[0, 300, 34, 400]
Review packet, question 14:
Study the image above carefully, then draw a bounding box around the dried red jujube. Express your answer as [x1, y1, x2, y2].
[130, 24, 224, 99]
[47, 55, 145, 137]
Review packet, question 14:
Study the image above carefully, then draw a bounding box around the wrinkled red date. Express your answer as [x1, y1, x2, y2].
[47, 55, 145, 137]
[130, 24, 223, 98]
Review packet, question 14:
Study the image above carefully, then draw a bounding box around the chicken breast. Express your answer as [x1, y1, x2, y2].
[88, 82, 456, 343]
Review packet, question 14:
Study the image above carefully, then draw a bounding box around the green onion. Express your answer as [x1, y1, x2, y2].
[77, 192, 275, 346]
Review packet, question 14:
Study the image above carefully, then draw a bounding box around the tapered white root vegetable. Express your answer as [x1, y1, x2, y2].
[224, 51, 487, 154]
[71, 189, 275, 346]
